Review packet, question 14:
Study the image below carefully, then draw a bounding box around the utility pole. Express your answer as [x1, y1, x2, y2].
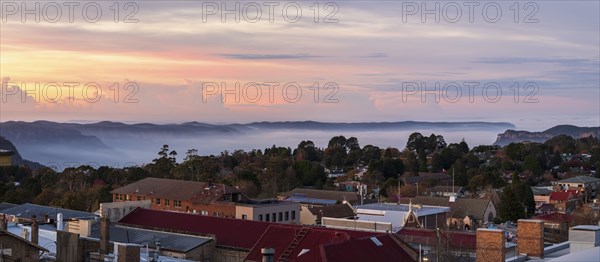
[435, 228, 440, 262]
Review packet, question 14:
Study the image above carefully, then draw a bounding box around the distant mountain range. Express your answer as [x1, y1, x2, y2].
[0, 136, 44, 169]
[493, 125, 600, 146]
[1, 120, 597, 168]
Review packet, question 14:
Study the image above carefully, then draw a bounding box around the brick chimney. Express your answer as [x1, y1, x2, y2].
[100, 217, 110, 255]
[0, 214, 7, 230]
[31, 215, 39, 245]
[476, 228, 505, 262]
[117, 244, 141, 262]
[518, 219, 544, 258]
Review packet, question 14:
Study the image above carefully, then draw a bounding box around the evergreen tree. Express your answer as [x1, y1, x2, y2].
[496, 185, 523, 223]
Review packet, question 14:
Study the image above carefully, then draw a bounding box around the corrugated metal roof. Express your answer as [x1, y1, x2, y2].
[0, 203, 97, 220]
[89, 225, 212, 252]
[118, 208, 272, 249]
[0, 202, 17, 211]
[284, 188, 358, 203]
[284, 197, 337, 205]
[556, 176, 600, 184]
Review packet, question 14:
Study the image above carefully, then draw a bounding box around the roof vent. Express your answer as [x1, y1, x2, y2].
[370, 237, 383, 246]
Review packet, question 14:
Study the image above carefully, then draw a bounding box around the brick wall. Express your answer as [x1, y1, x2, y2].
[518, 219, 544, 258]
[0, 232, 41, 262]
[476, 229, 505, 262]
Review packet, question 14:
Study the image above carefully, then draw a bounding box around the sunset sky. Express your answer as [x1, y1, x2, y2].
[1, 1, 598, 131]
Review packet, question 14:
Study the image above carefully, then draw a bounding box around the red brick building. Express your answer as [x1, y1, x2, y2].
[112, 178, 245, 218]
[112, 178, 300, 223]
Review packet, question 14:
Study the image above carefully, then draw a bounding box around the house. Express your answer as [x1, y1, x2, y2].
[300, 203, 355, 225]
[0, 149, 14, 166]
[112, 178, 300, 223]
[549, 191, 578, 213]
[283, 188, 360, 206]
[244, 225, 417, 262]
[98, 200, 152, 222]
[399, 196, 497, 230]
[0, 228, 48, 262]
[354, 202, 449, 231]
[552, 176, 600, 202]
[532, 186, 553, 206]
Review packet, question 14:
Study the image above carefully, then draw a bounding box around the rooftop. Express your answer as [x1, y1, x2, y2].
[111, 177, 240, 204]
[307, 203, 355, 219]
[555, 176, 600, 184]
[285, 188, 359, 203]
[89, 224, 213, 253]
[356, 203, 450, 217]
[549, 192, 573, 201]
[399, 196, 492, 220]
[0, 203, 97, 220]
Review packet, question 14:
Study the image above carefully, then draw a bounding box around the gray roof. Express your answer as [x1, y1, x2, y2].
[399, 196, 492, 220]
[0, 202, 17, 211]
[285, 188, 358, 203]
[307, 204, 355, 218]
[89, 225, 212, 252]
[556, 176, 600, 184]
[0, 203, 97, 220]
[531, 187, 553, 196]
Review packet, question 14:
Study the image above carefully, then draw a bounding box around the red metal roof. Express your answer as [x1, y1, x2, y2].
[316, 234, 418, 262]
[550, 191, 572, 201]
[397, 227, 477, 250]
[245, 225, 415, 262]
[533, 212, 587, 224]
[118, 208, 271, 249]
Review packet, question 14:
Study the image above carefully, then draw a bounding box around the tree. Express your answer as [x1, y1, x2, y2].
[523, 154, 543, 176]
[496, 185, 523, 223]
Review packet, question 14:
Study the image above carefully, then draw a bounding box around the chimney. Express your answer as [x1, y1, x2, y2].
[261, 248, 275, 262]
[44, 214, 49, 223]
[100, 217, 110, 255]
[476, 228, 505, 262]
[31, 215, 39, 245]
[0, 214, 7, 230]
[518, 219, 544, 258]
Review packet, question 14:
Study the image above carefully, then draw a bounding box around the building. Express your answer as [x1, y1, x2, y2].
[549, 192, 578, 213]
[0, 149, 14, 166]
[355, 202, 449, 231]
[0, 228, 48, 262]
[299, 203, 355, 225]
[532, 186, 553, 207]
[245, 225, 418, 262]
[552, 176, 600, 202]
[400, 196, 497, 230]
[235, 199, 300, 224]
[283, 188, 360, 206]
[98, 200, 151, 222]
[396, 227, 476, 260]
[532, 213, 589, 243]
[112, 178, 300, 223]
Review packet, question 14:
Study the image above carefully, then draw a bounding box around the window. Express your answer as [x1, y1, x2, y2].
[165, 199, 170, 206]
[272, 213, 276, 222]
[127, 195, 132, 201]
[242, 214, 247, 220]
[174, 200, 181, 208]
[137, 196, 141, 201]
[266, 214, 270, 222]
[201, 211, 208, 215]
[285, 211, 289, 221]
[259, 215, 263, 221]
[292, 211, 296, 220]
[278, 212, 282, 221]
[156, 198, 161, 205]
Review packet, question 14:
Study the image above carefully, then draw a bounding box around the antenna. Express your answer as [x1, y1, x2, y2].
[452, 168, 455, 194]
